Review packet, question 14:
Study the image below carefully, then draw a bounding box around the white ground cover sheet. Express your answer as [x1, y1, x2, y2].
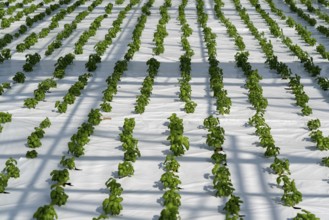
[1, 0, 329, 219]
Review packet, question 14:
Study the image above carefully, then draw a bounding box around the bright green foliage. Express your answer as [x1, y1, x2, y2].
[105, 3, 113, 14]
[0, 174, 9, 193]
[203, 115, 219, 129]
[4, 158, 20, 178]
[293, 209, 320, 220]
[92, 215, 108, 220]
[264, 144, 280, 158]
[50, 169, 70, 187]
[101, 60, 128, 105]
[284, 0, 316, 26]
[88, 108, 102, 125]
[0, 48, 11, 63]
[1, 18, 11, 28]
[40, 117, 51, 129]
[209, 58, 231, 115]
[63, 93, 75, 105]
[53, 53, 75, 79]
[207, 126, 225, 151]
[321, 157, 329, 167]
[105, 178, 123, 196]
[102, 194, 123, 215]
[307, 119, 321, 131]
[122, 118, 135, 132]
[184, 100, 197, 113]
[263, 0, 323, 79]
[26, 150, 38, 159]
[266, 56, 291, 79]
[27, 127, 45, 148]
[212, 164, 234, 197]
[168, 134, 189, 156]
[284, 74, 313, 116]
[24, 98, 38, 109]
[33, 205, 58, 220]
[270, 157, 290, 175]
[115, 0, 124, 4]
[167, 113, 189, 156]
[235, 52, 268, 113]
[216, 89, 231, 114]
[163, 189, 181, 207]
[204, 116, 226, 152]
[39, 28, 50, 38]
[55, 73, 92, 112]
[195, 0, 232, 115]
[121, 135, 138, 151]
[0, 158, 20, 193]
[55, 101, 67, 113]
[105, 178, 119, 190]
[68, 122, 94, 157]
[0, 83, 10, 95]
[50, 186, 68, 206]
[249, 112, 279, 158]
[53, 69, 65, 79]
[123, 148, 141, 162]
[85, 53, 101, 71]
[100, 102, 112, 112]
[159, 202, 180, 220]
[32, 78, 57, 102]
[223, 195, 243, 220]
[118, 161, 134, 178]
[310, 130, 329, 150]
[74, 13, 107, 54]
[211, 152, 226, 165]
[135, 58, 160, 114]
[160, 171, 181, 189]
[152, 0, 170, 55]
[13, 72, 26, 83]
[96, 178, 124, 217]
[178, 55, 198, 113]
[317, 77, 329, 91]
[0, 112, 12, 124]
[1, 49, 11, 59]
[101, 178, 124, 216]
[123, 0, 153, 59]
[163, 155, 180, 172]
[60, 156, 76, 170]
[0, 112, 12, 132]
[23, 53, 41, 72]
[119, 118, 140, 163]
[302, 106, 312, 116]
[16, 32, 39, 53]
[179, 79, 191, 102]
[316, 44, 329, 60]
[310, 130, 323, 142]
[45, 3, 98, 56]
[277, 175, 302, 207]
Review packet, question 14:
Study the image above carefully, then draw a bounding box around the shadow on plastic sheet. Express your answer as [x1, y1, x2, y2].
[1, 0, 329, 219]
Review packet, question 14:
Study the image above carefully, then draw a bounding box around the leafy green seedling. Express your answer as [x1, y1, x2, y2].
[307, 119, 321, 131]
[33, 205, 58, 220]
[26, 150, 38, 159]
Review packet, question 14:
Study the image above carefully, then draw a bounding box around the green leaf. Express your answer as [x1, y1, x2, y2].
[33, 204, 58, 220]
[50, 186, 68, 206]
[118, 161, 134, 178]
[26, 150, 38, 159]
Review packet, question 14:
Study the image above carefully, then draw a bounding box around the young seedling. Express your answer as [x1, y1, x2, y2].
[33, 205, 58, 220]
[307, 119, 321, 131]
